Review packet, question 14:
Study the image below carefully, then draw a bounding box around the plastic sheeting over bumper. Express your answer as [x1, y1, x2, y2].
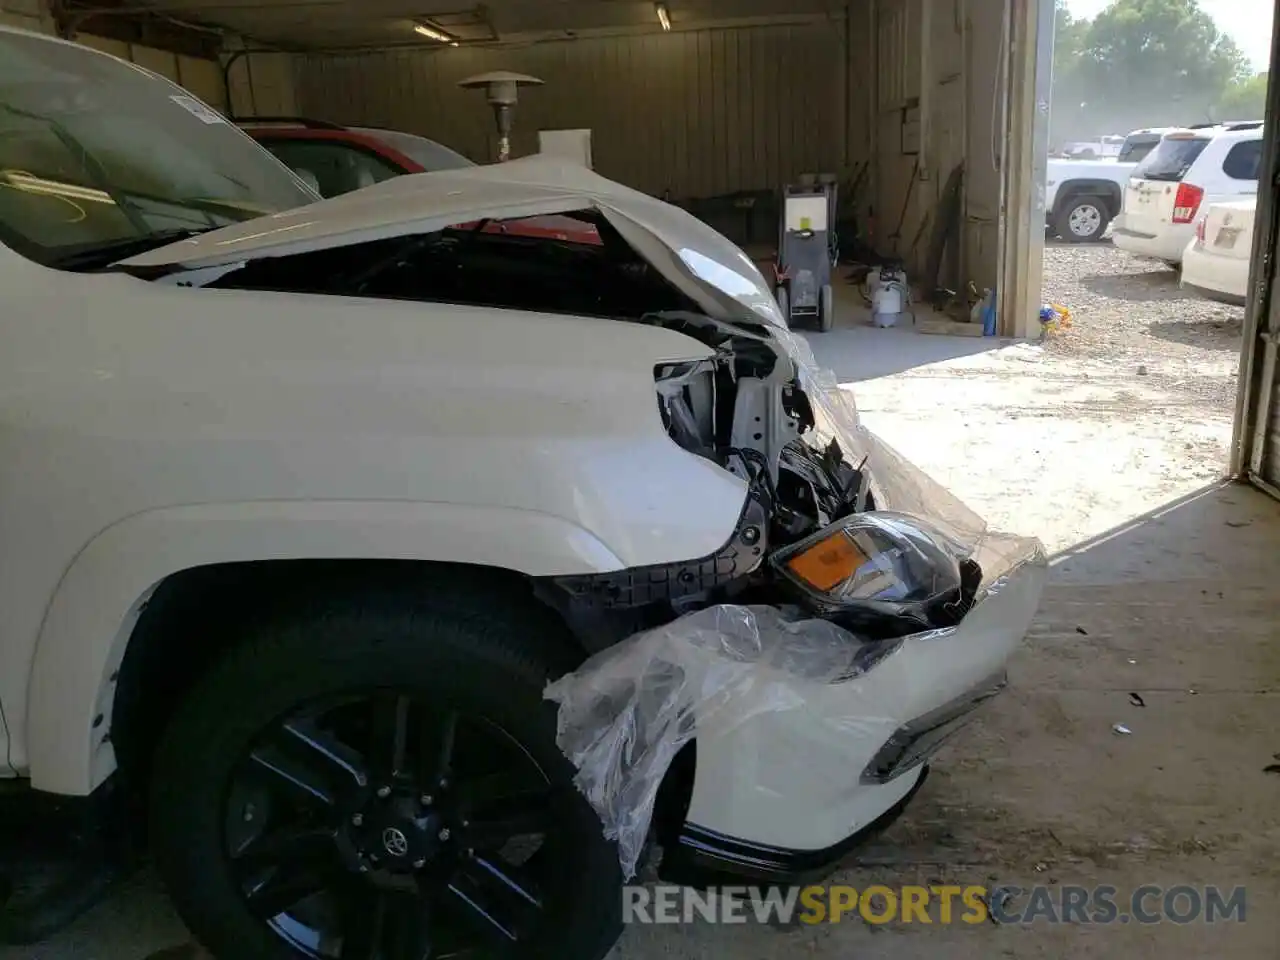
[545, 330, 1047, 879]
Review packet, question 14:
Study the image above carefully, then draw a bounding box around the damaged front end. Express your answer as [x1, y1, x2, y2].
[541, 322, 1047, 883]
[534, 315, 1000, 652]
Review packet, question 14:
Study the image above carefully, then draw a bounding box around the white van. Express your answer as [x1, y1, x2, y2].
[1113, 126, 1263, 265]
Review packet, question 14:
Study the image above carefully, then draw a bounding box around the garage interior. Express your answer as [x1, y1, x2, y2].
[1, 0, 1039, 331]
[0, 1, 1278, 958]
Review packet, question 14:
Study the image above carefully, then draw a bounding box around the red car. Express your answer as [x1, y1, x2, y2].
[240, 117, 601, 245]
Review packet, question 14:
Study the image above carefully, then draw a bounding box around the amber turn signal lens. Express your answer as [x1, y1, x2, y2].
[785, 530, 869, 591]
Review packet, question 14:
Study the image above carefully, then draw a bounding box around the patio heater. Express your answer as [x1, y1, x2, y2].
[457, 71, 544, 162]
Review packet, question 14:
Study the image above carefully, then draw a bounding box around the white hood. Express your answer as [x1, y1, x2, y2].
[121, 155, 785, 329]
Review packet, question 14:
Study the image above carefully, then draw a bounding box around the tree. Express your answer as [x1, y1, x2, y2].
[1216, 72, 1270, 121]
[1050, 1, 1092, 141]
[1051, 0, 1253, 140]
[1054, 0, 1091, 69]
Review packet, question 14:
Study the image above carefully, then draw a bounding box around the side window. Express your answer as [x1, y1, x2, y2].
[347, 151, 401, 189]
[1222, 140, 1262, 181]
[259, 140, 401, 198]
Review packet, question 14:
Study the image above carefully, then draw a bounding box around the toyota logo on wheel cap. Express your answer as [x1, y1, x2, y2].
[382, 827, 410, 857]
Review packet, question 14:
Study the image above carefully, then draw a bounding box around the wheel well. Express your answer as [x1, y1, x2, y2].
[109, 558, 703, 848]
[110, 559, 583, 802]
[1057, 182, 1121, 218]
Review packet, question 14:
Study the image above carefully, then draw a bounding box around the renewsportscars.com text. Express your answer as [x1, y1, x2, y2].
[623, 884, 1247, 926]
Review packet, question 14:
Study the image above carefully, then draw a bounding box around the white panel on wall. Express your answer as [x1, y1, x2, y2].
[229, 52, 299, 117]
[0, 0, 47, 33]
[178, 54, 226, 110]
[75, 34, 131, 59]
[128, 43, 180, 83]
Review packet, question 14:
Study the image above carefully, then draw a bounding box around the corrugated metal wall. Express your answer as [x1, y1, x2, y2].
[0, 0, 44, 32]
[227, 52, 300, 117]
[874, 0, 921, 262]
[861, 0, 1003, 291]
[294, 23, 846, 200]
[77, 34, 228, 110]
[963, 0, 1005, 295]
[0, 2, 298, 116]
[1, 0, 229, 110]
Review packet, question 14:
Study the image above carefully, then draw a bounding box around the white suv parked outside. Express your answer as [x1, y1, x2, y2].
[1114, 126, 1263, 265]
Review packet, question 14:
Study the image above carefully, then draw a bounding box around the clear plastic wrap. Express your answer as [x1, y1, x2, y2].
[544, 328, 1046, 879]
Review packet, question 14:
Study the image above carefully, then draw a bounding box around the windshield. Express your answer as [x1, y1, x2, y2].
[1117, 135, 1161, 164]
[0, 31, 317, 269]
[1139, 137, 1210, 182]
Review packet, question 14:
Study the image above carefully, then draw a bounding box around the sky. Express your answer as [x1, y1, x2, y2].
[1064, 0, 1275, 70]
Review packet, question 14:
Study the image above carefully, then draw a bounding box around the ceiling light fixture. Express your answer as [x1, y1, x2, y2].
[414, 21, 459, 45]
[655, 2, 671, 31]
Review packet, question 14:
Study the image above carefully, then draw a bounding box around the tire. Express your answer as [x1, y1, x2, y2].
[775, 284, 789, 324]
[818, 284, 834, 332]
[150, 589, 623, 960]
[1053, 195, 1111, 243]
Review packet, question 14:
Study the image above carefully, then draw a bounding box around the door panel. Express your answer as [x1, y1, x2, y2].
[1229, 2, 1280, 496]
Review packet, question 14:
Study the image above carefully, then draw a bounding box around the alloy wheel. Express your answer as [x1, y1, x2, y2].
[1069, 204, 1103, 238]
[223, 691, 563, 959]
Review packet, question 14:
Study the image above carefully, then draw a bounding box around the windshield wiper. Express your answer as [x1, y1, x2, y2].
[49, 228, 210, 271]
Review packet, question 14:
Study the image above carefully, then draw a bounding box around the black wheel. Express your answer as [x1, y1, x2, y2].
[818, 284, 834, 333]
[150, 590, 623, 960]
[1053, 195, 1111, 243]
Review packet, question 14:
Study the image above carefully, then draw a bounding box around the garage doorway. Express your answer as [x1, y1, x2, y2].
[1021, 0, 1279, 553]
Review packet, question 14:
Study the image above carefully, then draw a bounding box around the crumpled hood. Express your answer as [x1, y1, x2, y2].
[120, 155, 786, 329]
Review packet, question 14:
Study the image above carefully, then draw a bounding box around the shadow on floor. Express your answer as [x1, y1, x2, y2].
[805, 324, 1009, 382]
[1145, 316, 1244, 351]
[1080, 269, 1182, 302]
[833, 479, 1280, 957]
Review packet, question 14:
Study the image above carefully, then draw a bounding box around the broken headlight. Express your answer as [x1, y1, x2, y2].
[768, 512, 981, 632]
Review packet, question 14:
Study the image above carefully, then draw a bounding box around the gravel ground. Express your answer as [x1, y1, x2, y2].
[1041, 240, 1243, 412]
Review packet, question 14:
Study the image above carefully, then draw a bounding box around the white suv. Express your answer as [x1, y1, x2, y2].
[1114, 126, 1263, 265]
[0, 27, 1044, 957]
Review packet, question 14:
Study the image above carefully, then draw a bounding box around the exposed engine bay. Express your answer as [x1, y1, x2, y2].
[198, 210, 697, 320]
[168, 210, 980, 648]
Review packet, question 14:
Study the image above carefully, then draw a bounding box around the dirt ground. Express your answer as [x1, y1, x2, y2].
[836, 244, 1241, 553]
[7, 244, 1279, 959]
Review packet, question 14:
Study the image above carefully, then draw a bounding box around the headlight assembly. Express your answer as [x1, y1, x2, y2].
[769, 511, 981, 631]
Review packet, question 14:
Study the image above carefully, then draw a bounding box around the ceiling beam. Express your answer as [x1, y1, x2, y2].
[58, 0, 231, 57]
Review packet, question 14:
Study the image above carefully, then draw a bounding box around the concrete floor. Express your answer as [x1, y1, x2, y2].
[6, 293, 1280, 959]
[615, 481, 1280, 959]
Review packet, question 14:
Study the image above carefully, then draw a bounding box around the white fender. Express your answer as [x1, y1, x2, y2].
[25, 499, 624, 795]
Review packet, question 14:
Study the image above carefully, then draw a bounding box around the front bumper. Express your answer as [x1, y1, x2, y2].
[659, 764, 931, 886]
[677, 560, 1043, 861]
